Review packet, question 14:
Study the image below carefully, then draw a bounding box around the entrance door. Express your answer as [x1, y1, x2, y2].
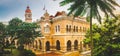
[67, 40, 71, 51]
[56, 40, 60, 50]
[74, 40, 78, 50]
[46, 41, 50, 51]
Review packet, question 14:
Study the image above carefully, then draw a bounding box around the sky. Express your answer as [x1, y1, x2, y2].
[0, 0, 120, 22]
[0, 0, 70, 22]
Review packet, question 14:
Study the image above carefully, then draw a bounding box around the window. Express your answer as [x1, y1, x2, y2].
[80, 27, 82, 32]
[69, 25, 71, 32]
[66, 25, 72, 33]
[76, 26, 78, 32]
[66, 25, 69, 32]
[55, 25, 60, 33]
[44, 25, 50, 33]
[73, 26, 76, 32]
[55, 26, 57, 32]
[58, 25, 60, 32]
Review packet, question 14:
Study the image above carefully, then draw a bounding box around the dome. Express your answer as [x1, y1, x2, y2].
[25, 6, 31, 13]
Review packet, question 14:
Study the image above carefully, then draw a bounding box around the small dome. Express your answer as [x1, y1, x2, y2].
[25, 6, 31, 13]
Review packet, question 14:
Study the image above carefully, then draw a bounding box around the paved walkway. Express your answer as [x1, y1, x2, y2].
[35, 51, 82, 56]
[36, 52, 62, 56]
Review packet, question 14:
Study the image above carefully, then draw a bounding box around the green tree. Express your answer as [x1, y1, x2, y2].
[6, 17, 42, 56]
[7, 17, 23, 45]
[19, 49, 36, 56]
[0, 22, 11, 56]
[6, 17, 23, 53]
[84, 17, 120, 56]
[60, 0, 119, 55]
[0, 22, 6, 55]
[7, 17, 42, 50]
[17, 22, 41, 50]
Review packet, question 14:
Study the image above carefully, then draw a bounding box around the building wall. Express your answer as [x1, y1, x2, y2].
[31, 14, 90, 52]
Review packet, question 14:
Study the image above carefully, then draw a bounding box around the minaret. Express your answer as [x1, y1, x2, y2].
[25, 6, 32, 23]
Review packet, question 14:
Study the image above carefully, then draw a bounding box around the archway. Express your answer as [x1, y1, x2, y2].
[56, 40, 60, 50]
[46, 41, 50, 51]
[39, 40, 42, 50]
[67, 40, 71, 51]
[74, 40, 78, 50]
[35, 40, 38, 49]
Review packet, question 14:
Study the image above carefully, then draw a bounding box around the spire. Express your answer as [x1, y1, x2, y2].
[44, 10, 49, 17]
[43, 5, 46, 10]
[27, 6, 29, 9]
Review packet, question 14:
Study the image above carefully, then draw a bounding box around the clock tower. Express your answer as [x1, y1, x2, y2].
[25, 6, 32, 23]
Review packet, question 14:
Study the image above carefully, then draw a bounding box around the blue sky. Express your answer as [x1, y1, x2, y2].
[0, 0, 120, 22]
[0, 0, 70, 22]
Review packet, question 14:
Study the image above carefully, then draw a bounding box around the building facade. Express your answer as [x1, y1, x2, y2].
[11, 6, 90, 52]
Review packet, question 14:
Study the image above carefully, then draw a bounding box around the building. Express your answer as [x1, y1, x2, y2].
[23, 6, 90, 52]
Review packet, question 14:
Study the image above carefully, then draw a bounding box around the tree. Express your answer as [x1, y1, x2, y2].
[7, 17, 42, 50]
[60, 0, 119, 55]
[0, 22, 11, 56]
[84, 17, 120, 56]
[19, 49, 36, 56]
[0, 22, 6, 55]
[7, 17, 23, 45]
[17, 22, 41, 50]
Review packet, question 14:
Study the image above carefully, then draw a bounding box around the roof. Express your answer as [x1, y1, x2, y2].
[25, 6, 31, 13]
[55, 11, 63, 17]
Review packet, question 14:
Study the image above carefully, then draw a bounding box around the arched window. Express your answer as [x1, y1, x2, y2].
[74, 40, 78, 50]
[67, 40, 71, 51]
[56, 40, 60, 50]
[46, 41, 50, 51]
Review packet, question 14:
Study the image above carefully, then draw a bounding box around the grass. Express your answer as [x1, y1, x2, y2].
[4, 48, 20, 56]
[12, 49, 20, 56]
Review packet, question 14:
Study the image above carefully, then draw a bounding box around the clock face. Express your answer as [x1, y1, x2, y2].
[28, 15, 31, 17]
[25, 13, 31, 18]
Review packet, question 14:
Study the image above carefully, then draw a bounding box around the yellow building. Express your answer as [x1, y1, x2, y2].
[24, 6, 90, 52]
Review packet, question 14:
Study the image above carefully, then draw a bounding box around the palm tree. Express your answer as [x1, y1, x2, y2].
[60, 0, 119, 56]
